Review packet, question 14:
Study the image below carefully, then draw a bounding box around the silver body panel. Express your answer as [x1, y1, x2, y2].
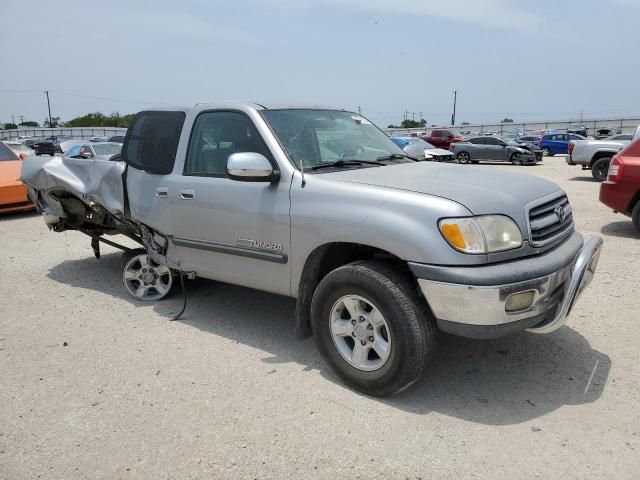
[21, 102, 602, 336]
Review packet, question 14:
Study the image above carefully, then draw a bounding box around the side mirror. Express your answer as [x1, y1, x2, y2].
[227, 152, 279, 183]
[18, 152, 27, 160]
[80, 151, 94, 159]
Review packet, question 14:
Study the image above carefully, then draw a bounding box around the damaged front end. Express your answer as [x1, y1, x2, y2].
[20, 154, 170, 264]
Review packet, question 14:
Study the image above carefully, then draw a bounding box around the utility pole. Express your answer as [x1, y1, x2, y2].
[411, 112, 416, 122]
[11, 114, 15, 125]
[18, 115, 24, 124]
[44, 90, 52, 128]
[357, 106, 361, 115]
[451, 90, 457, 126]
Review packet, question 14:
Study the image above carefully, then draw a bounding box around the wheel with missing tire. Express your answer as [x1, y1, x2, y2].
[121, 249, 173, 301]
[310, 261, 435, 396]
[542, 148, 552, 157]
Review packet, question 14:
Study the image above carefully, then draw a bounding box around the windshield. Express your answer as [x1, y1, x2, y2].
[0, 142, 19, 161]
[261, 109, 405, 170]
[93, 143, 122, 155]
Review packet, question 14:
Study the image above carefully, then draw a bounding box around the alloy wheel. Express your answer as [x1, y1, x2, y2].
[329, 295, 391, 371]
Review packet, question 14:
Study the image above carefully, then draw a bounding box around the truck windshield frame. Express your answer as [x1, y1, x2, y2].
[260, 109, 406, 171]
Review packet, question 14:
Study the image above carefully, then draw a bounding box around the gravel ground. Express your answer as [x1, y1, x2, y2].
[1, 157, 639, 479]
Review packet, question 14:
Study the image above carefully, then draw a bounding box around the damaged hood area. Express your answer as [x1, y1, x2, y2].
[20, 155, 126, 219]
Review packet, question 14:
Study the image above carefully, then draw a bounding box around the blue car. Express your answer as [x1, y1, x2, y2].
[539, 132, 586, 156]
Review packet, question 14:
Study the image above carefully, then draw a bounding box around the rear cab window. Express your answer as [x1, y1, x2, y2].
[122, 111, 186, 174]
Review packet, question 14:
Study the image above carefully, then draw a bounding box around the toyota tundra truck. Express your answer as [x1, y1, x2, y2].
[21, 104, 603, 396]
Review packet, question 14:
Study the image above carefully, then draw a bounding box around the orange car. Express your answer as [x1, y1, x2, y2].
[0, 140, 35, 213]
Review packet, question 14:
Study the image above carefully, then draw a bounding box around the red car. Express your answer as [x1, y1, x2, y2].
[420, 128, 464, 150]
[599, 138, 640, 233]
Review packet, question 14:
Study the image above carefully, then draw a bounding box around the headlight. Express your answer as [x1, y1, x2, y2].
[439, 215, 523, 254]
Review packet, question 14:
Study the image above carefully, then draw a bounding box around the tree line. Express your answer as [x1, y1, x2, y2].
[2, 111, 135, 130]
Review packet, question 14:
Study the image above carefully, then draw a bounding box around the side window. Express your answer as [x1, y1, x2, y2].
[431, 130, 442, 138]
[79, 145, 92, 156]
[123, 111, 186, 175]
[184, 111, 271, 176]
[469, 137, 484, 145]
[485, 137, 501, 145]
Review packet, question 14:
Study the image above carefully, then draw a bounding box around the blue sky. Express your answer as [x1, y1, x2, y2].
[1, 0, 639, 127]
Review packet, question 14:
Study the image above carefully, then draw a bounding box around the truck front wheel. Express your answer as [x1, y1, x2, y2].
[310, 261, 435, 396]
[121, 249, 173, 301]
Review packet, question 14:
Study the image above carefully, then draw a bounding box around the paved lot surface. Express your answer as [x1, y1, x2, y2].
[1, 157, 639, 479]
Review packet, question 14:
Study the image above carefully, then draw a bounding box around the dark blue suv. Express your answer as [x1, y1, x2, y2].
[539, 132, 586, 156]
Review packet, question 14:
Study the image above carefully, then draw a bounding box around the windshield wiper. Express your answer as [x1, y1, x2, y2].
[376, 153, 419, 162]
[310, 159, 383, 170]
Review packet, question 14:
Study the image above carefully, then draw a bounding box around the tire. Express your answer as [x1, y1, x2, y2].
[510, 153, 522, 165]
[121, 248, 173, 301]
[541, 148, 552, 157]
[591, 157, 611, 182]
[310, 261, 436, 396]
[456, 152, 471, 164]
[632, 202, 640, 234]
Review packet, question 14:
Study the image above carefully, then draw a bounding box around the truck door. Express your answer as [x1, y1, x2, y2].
[169, 110, 292, 296]
[124, 110, 186, 242]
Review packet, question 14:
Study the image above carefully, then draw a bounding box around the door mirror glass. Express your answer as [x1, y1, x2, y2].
[80, 151, 94, 159]
[227, 152, 278, 182]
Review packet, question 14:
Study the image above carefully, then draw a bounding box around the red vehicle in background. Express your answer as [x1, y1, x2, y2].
[421, 128, 464, 150]
[599, 138, 640, 233]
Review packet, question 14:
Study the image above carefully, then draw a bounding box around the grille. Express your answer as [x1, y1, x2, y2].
[528, 195, 574, 246]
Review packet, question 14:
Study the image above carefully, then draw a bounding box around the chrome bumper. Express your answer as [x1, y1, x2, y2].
[417, 236, 603, 336]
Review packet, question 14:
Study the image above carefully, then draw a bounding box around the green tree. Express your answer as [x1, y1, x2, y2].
[400, 119, 425, 128]
[3, 123, 18, 129]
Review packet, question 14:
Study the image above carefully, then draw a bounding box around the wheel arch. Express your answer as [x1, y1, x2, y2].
[295, 242, 410, 340]
[590, 150, 616, 166]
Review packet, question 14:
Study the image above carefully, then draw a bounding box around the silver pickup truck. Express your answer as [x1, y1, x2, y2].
[567, 134, 633, 181]
[21, 104, 603, 396]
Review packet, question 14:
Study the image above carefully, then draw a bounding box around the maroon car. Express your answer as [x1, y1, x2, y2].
[420, 128, 464, 150]
[599, 138, 640, 233]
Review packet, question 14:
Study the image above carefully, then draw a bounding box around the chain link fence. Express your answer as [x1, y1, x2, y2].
[0, 126, 128, 140]
[383, 117, 640, 137]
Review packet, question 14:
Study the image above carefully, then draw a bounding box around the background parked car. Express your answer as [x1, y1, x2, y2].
[600, 138, 640, 232]
[89, 136, 107, 143]
[22, 139, 39, 149]
[33, 140, 59, 156]
[567, 124, 588, 137]
[389, 136, 454, 162]
[420, 128, 464, 149]
[65, 142, 122, 161]
[107, 135, 125, 144]
[5, 141, 34, 157]
[0, 140, 34, 213]
[539, 132, 586, 156]
[515, 135, 541, 145]
[450, 136, 539, 165]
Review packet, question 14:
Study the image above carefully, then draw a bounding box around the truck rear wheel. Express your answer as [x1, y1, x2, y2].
[310, 261, 435, 396]
[121, 249, 173, 301]
[591, 157, 611, 181]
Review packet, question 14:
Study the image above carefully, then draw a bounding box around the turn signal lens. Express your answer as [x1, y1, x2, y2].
[440, 223, 466, 249]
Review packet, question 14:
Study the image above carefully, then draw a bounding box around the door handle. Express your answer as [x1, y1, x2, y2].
[178, 189, 195, 200]
[155, 187, 168, 197]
